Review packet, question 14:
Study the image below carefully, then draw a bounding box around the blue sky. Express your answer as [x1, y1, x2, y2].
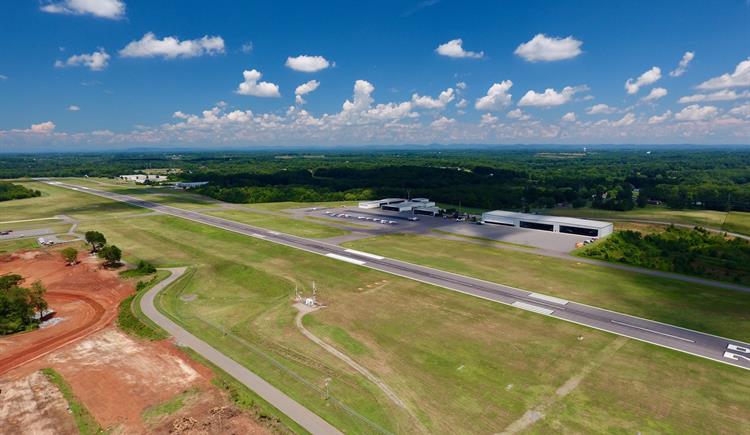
[1, 0, 749, 150]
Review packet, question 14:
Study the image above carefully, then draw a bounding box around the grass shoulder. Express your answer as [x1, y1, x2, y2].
[117, 270, 171, 340]
[41, 368, 103, 435]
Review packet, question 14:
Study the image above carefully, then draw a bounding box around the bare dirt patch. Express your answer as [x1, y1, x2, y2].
[0, 371, 78, 435]
[0, 249, 133, 375]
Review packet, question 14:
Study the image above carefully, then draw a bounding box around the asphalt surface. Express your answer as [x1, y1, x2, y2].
[46, 180, 750, 374]
[140, 267, 343, 435]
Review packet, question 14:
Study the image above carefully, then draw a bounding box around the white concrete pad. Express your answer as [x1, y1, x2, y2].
[528, 293, 569, 305]
[512, 301, 554, 315]
[344, 249, 384, 260]
[325, 253, 366, 265]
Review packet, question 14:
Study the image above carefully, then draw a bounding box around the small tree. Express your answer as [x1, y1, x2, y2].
[84, 231, 107, 253]
[28, 280, 48, 316]
[61, 247, 78, 265]
[99, 245, 122, 267]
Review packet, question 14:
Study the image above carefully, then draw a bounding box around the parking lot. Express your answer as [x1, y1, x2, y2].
[297, 207, 591, 252]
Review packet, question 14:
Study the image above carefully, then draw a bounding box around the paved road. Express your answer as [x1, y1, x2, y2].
[44, 180, 750, 373]
[140, 267, 343, 435]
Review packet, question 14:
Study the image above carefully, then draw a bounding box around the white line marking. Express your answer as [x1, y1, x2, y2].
[528, 293, 569, 305]
[344, 249, 384, 260]
[325, 253, 366, 266]
[0, 217, 61, 224]
[250, 233, 266, 239]
[610, 320, 695, 343]
[267, 230, 281, 235]
[512, 301, 554, 315]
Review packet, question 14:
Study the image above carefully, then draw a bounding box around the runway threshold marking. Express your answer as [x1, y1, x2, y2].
[528, 293, 569, 305]
[610, 320, 695, 343]
[512, 301, 554, 315]
[325, 253, 366, 266]
[344, 249, 385, 260]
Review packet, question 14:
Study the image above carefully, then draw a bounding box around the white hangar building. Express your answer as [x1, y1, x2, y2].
[481, 210, 613, 237]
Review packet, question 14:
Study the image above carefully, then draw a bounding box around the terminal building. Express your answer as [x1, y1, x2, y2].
[481, 210, 613, 237]
[358, 198, 406, 209]
[381, 198, 436, 212]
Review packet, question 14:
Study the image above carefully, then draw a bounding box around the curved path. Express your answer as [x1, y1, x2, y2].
[140, 267, 342, 435]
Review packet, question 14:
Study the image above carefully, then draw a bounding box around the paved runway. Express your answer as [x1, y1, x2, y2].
[44, 180, 750, 372]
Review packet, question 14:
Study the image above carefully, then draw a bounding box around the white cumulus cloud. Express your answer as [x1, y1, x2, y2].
[30, 121, 56, 133]
[696, 58, 750, 90]
[68, 105, 80, 111]
[674, 104, 719, 121]
[435, 39, 484, 59]
[648, 110, 673, 124]
[506, 108, 530, 120]
[678, 89, 750, 104]
[411, 88, 455, 109]
[625, 66, 661, 94]
[669, 51, 694, 77]
[474, 81, 513, 111]
[514, 34, 583, 62]
[55, 49, 110, 71]
[561, 112, 576, 122]
[285, 55, 331, 72]
[518, 85, 586, 107]
[294, 80, 320, 104]
[236, 69, 280, 97]
[611, 113, 636, 127]
[119, 33, 225, 59]
[586, 104, 616, 115]
[41, 0, 125, 19]
[729, 103, 750, 118]
[642, 87, 668, 101]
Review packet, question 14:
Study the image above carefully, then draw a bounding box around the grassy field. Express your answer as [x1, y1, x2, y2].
[243, 200, 357, 212]
[549, 205, 750, 236]
[4, 181, 750, 434]
[344, 233, 750, 342]
[205, 209, 350, 239]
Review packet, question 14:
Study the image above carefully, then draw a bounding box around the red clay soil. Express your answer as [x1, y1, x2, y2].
[0, 249, 133, 375]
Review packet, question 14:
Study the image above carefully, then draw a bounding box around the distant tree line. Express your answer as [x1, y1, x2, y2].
[581, 226, 750, 285]
[0, 181, 41, 202]
[2, 149, 750, 212]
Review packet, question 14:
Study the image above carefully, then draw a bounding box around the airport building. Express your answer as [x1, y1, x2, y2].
[119, 174, 168, 183]
[481, 210, 613, 237]
[358, 198, 407, 209]
[381, 198, 436, 212]
[173, 181, 209, 189]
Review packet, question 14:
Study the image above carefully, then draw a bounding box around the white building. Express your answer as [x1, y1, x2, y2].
[358, 198, 406, 209]
[119, 174, 168, 184]
[381, 198, 436, 212]
[481, 210, 613, 237]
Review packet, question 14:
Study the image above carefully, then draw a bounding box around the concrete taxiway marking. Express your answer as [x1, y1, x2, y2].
[528, 293, 569, 305]
[610, 320, 695, 343]
[325, 253, 366, 266]
[344, 249, 385, 260]
[724, 344, 750, 362]
[512, 301, 554, 316]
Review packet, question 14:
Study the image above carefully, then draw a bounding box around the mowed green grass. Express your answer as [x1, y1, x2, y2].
[550, 206, 750, 236]
[343, 233, 750, 342]
[4, 182, 750, 433]
[0, 181, 147, 222]
[63, 178, 223, 210]
[205, 209, 350, 239]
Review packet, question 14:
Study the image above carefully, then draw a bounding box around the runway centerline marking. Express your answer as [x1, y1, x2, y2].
[325, 253, 366, 266]
[344, 249, 385, 260]
[528, 293, 569, 305]
[611, 320, 695, 343]
[512, 301, 554, 315]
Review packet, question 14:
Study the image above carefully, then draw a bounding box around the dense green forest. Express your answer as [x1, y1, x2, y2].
[580, 226, 750, 285]
[0, 274, 48, 335]
[2, 148, 750, 211]
[0, 181, 41, 202]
